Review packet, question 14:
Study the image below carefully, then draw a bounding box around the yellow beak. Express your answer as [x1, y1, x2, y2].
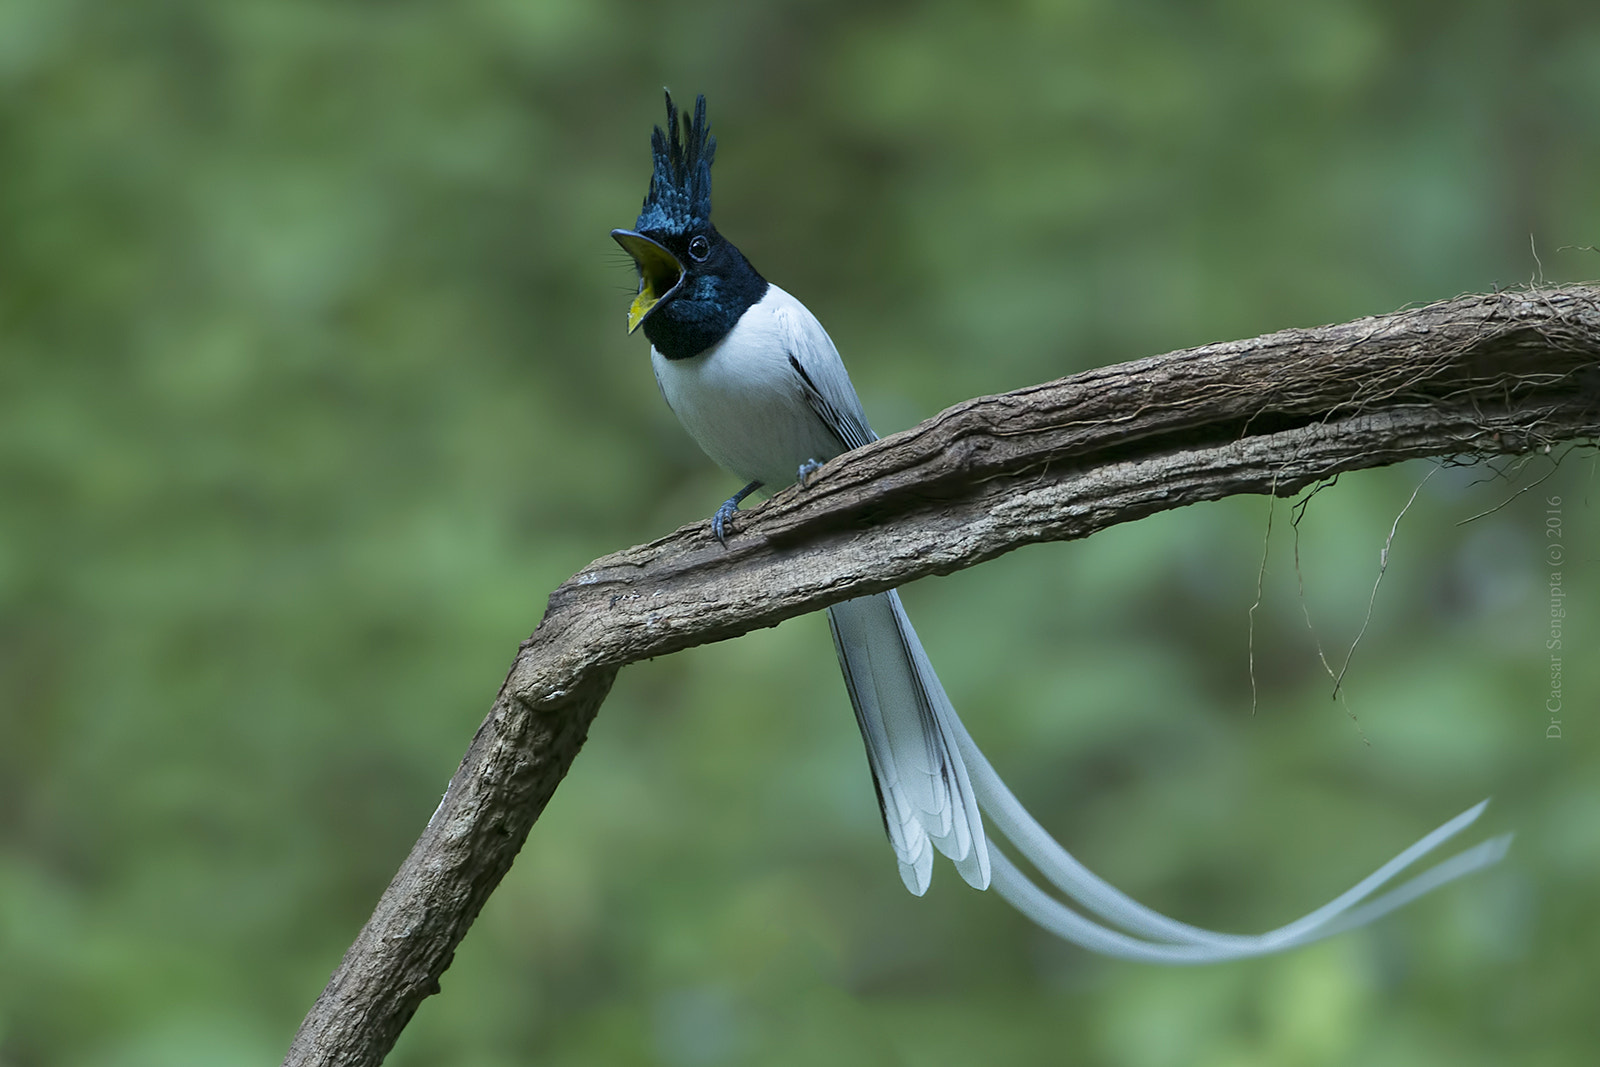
[611, 229, 685, 333]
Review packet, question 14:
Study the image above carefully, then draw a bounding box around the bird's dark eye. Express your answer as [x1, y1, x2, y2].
[688, 235, 711, 261]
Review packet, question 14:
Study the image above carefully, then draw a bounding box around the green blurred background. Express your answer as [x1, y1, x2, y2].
[2, 1, 1598, 1064]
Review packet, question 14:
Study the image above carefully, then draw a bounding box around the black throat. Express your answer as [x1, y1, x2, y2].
[641, 232, 769, 361]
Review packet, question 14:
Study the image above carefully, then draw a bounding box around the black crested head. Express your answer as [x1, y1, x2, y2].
[637, 91, 714, 236]
[613, 92, 768, 361]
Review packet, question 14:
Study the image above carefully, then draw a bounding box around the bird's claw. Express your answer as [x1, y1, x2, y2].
[710, 480, 763, 547]
[796, 459, 824, 488]
[712, 499, 739, 546]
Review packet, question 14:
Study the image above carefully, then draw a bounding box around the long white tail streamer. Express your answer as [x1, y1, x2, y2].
[987, 830, 1512, 964]
[963, 717, 1512, 962]
[886, 596, 1511, 961]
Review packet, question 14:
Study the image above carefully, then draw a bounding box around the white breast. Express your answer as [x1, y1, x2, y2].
[651, 285, 852, 490]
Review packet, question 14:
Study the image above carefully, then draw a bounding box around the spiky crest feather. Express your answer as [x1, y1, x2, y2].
[635, 92, 715, 235]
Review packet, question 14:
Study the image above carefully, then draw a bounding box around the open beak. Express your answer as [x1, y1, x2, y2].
[611, 229, 684, 334]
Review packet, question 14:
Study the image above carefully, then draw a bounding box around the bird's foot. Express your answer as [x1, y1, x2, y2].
[712, 480, 763, 546]
[711, 500, 738, 546]
[796, 459, 824, 488]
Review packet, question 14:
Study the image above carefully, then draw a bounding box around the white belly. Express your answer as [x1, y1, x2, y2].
[651, 287, 847, 489]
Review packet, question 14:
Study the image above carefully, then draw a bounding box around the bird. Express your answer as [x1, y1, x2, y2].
[611, 92, 1510, 963]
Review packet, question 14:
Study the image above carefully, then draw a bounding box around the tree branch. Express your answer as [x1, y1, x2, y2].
[285, 286, 1600, 1066]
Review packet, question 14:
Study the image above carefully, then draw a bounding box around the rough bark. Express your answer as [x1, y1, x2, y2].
[285, 286, 1600, 1066]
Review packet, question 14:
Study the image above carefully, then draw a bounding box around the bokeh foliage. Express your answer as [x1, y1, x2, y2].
[2, 1, 1598, 1064]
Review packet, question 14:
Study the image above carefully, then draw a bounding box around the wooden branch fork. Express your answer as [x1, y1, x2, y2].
[285, 287, 1600, 1065]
